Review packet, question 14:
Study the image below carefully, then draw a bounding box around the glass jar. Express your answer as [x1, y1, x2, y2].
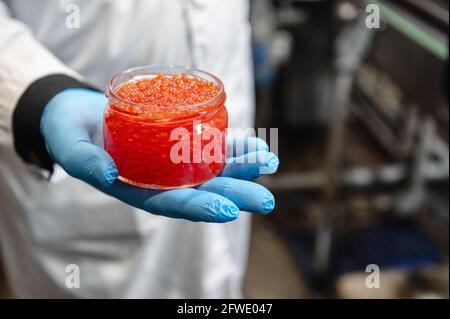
[104, 65, 228, 189]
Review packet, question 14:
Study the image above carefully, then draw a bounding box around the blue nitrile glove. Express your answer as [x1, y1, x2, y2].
[41, 88, 279, 222]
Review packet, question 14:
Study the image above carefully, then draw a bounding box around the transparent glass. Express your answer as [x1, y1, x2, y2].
[104, 65, 228, 189]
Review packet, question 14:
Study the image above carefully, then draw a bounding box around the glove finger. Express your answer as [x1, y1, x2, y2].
[197, 176, 275, 214]
[102, 183, 240, 223]
[226, 136, 269, 158]
[222, 151, 279, 180]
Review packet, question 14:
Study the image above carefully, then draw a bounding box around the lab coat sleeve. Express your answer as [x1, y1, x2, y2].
[0, 2, 95, 171]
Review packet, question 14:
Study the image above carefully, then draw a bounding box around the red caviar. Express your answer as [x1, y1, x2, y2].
[116, 74, 220, 108]
[104, 67, 227, 189]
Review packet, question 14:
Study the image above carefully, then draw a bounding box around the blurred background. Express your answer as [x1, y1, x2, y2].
[1, 0, 449, 299]
[244, 0, 448, 298]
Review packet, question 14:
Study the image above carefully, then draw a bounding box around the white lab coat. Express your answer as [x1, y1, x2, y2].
[0, 0, 254, 298]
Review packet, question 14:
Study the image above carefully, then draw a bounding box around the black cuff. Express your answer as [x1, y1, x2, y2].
[12, 74, 99, 173]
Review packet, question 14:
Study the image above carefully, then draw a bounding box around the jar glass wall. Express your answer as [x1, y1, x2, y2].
[104, 66, 228, 189]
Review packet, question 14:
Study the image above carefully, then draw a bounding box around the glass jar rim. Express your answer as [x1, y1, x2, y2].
[106, 65, 225, 120]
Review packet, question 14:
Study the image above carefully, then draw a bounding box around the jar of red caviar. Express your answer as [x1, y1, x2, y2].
[104, 65, 228, 189]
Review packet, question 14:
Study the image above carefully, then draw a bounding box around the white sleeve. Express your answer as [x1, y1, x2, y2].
[0, 1, 79, 135]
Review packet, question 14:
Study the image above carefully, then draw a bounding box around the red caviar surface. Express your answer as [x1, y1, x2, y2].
[104, 74, 227, 189]
[116, 74, 219, 108]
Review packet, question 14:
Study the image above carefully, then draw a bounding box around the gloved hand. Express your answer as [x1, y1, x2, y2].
[41, 88, 279, 222]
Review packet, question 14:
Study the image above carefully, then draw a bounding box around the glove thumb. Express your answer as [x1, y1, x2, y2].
[59, 141, 118, 188]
